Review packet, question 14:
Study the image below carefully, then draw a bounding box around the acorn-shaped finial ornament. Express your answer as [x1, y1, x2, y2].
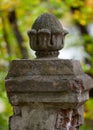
[28, 13, 68, 58]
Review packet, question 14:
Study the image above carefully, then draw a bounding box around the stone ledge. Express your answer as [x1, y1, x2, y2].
[5, 74, 93, 93]
[8, 91, 89, 108]
[6, 59, 83, 78]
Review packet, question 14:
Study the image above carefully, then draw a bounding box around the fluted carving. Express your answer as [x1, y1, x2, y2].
[28, 13, 68, 58]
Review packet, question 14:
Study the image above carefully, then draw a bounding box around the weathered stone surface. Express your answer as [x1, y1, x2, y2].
[6, 74, 93, 93]
[6, 59, 93, 94]
[5, 59, 93, 119]
[5, 59, 93, 112]
[5, 58, 93, 130]
[6, 59, 83, 78]
[32, 13, 64, 33]
[9, 105, 84, 130]
[28, 13, 68, 58]
[8, 91, 89, 108]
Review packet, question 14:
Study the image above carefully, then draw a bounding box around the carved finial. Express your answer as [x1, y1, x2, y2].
[28, 13, 68, 58]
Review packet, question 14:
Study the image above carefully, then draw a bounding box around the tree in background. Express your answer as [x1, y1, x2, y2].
[0, 0, 93, 130]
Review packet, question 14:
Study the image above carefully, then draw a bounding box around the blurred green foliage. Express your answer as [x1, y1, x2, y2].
[0, 0, 93, 130]
[0, 69, 12, 130]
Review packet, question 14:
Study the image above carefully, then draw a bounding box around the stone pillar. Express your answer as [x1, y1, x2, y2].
[5, 13, 93, 130]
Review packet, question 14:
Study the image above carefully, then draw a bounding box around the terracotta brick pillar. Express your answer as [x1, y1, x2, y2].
[5, 13, 93, 130]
